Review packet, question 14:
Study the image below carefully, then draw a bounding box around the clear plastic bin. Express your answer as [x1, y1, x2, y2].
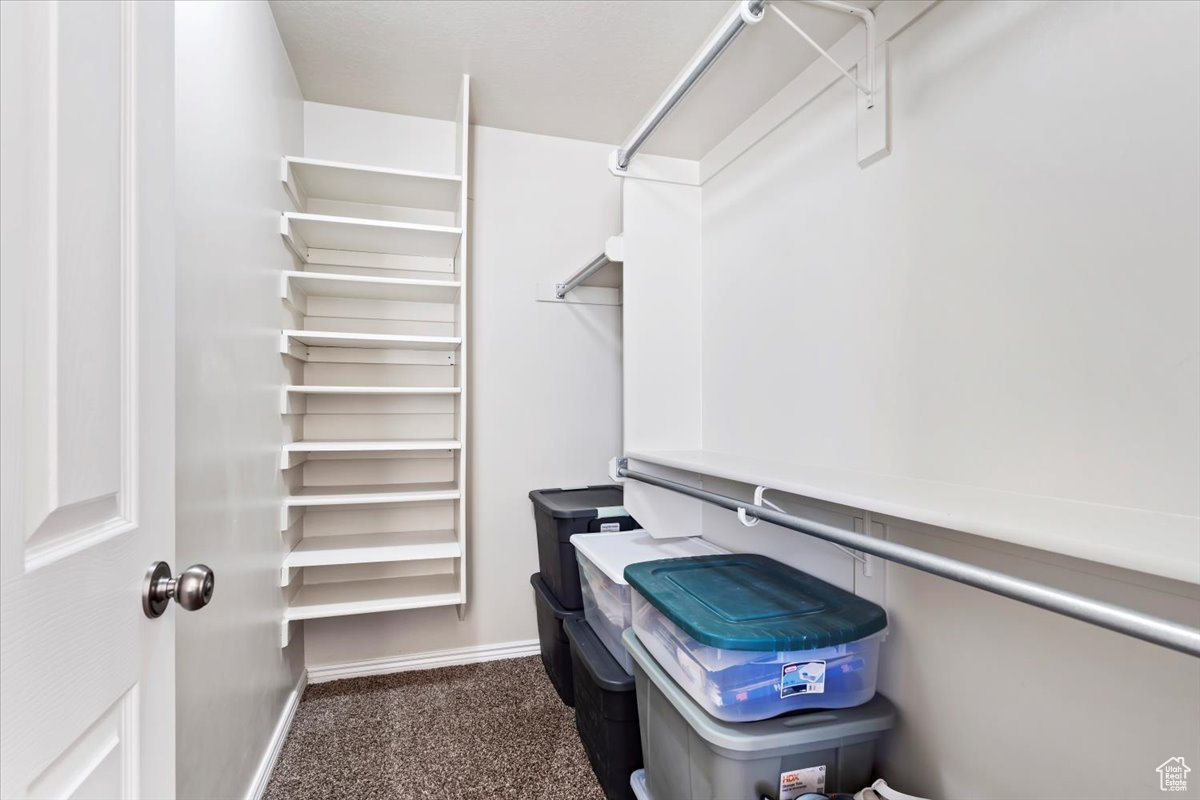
[631, 589, 886, 722]
[572, 531, 727, 675]
[578, 553, 635, 673]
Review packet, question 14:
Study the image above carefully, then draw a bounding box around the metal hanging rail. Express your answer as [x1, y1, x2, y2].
[554, 235, 624, 300]
[556, 253, 612, 299]
[612, 0, 881, 173]
[612, 0, 767, 172]
[616, 463, 1200, 658]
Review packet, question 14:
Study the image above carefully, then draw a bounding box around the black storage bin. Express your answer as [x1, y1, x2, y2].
[532, 572, 582, 706]
[565, 617, 642, 800]
[529, 485, 638, 609]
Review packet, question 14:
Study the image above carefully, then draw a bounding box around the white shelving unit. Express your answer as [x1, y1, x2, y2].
[624, 449, 1200, 584]
[278, 76, 472, 646]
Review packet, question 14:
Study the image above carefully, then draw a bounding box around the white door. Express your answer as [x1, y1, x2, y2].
[1, 1, 177, 798]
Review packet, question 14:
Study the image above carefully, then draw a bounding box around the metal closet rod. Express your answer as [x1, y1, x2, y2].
[617, 465, 1200, 658]
[556, 253, 612, 299]
[615, 0, 767, 170]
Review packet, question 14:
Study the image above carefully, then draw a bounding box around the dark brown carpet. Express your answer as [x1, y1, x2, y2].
[263, 656, 606, 800]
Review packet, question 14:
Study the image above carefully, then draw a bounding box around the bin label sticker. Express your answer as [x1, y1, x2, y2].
[781, 660, 826, 697]
[779, 765, 826, 800]
[599, 522, 621, 532]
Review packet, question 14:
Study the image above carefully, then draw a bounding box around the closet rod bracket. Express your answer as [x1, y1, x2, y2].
[778, 0, 877, 108]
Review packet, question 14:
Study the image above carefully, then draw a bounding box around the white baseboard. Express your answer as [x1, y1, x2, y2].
[245, 671, 308, 800]
[307, 638, 540, 684]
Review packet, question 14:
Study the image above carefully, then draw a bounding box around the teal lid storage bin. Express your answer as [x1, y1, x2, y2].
[625, 554, 888, 722]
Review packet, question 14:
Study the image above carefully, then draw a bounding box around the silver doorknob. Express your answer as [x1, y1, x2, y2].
[143, 561, 215, 618]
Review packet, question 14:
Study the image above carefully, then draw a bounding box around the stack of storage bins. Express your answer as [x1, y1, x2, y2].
[567, 531, 728, 800]
[529, 486, 638, 706]
[623, 553, 896, 799]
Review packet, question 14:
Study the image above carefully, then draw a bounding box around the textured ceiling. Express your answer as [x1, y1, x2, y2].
[269, 0, 872, 159]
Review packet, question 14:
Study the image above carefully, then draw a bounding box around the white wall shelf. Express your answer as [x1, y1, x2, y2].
[281, 329, 461, 351]
[283, 270, 461, 304]
[625, 449, 1200, 584]
[284, 385, 461, 396]
[281, 212, 462, 261]
[281, 530, 461, 585]
[280, 439, 462, 469]
[282, 156, 462, 212]
[280, 482, 461, 530]
[285, 439, 461, 454]
[285, 482, 461, 508]
[285, 574, 463, 621]
[284, 530, 460, 570]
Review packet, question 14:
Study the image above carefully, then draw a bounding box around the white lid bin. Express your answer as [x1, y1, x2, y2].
[570, 530, 726, 675]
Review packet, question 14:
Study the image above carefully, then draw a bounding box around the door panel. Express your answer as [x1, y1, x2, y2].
[22, 0, 129, 570]
[0, 2, 175, 797]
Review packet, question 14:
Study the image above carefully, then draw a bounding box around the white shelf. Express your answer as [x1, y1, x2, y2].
[285, 574, 462, 621]
[281, 439, 462, 469]
[282, 329, 461, 351]
[284, 482, 461, 509]
[283, 156, 461, 212]
[285, 439, 461, 454]
[281, 212, 461, 260]
[284, 385, 461, 396]
[284, 530, 461, 570]
[283, 270, 460, 304]
[625, 449, 1200, 584]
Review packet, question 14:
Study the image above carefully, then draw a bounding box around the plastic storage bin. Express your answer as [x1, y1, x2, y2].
[630, 770, 649, 800]
[530, 485, 638, 609]
[571, 530, 727, 674]
[626, 554, 888, 722]
[531, 572, 582, 706]
[624, 628, 896, 800]
[564, 617, 642, 800]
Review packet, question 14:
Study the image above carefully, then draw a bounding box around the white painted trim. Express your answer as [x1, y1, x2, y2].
[307, 639, 540, 684]
[244, 672, 308, 800]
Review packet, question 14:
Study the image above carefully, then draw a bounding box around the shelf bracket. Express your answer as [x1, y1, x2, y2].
[609, 456, 629, 483]
[776, 0, 891, 167]
[772, 2, 875, 108]
[738, 486, 872, 569]
[280, 619, 294, 648]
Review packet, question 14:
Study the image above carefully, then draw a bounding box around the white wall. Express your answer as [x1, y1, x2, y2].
[690, 1, 1200, 796]
[174, 3, 305, 798]
[303, 101, 457, 175]
[702, 0, 1200, 516]
[301, 107, 625, 665]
